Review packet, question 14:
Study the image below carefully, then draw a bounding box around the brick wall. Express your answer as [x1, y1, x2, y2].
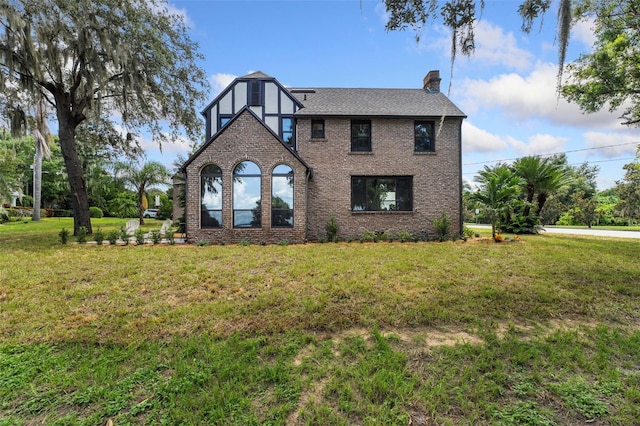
[185, 110, 308, 244]
[296, 117, 462, 241]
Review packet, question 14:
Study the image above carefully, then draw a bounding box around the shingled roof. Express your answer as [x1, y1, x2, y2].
[292, 88, 466, 118]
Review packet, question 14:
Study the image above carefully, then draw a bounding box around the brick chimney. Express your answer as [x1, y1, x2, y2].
[423, 70, 441, 92]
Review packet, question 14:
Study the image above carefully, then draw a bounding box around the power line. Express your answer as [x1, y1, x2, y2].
[462, 156, 637, 176]
[463, 141, 639, 166]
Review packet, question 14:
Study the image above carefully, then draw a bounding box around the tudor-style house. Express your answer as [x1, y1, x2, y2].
[179, 70, 466, 244]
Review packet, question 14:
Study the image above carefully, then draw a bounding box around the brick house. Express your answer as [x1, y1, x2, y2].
[179, 70, 466, 244]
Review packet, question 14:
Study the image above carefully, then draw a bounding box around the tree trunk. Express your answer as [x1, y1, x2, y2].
[32, 145, 42, 221]
[138, 186, 145, 226]
[56, 106, 92, 235]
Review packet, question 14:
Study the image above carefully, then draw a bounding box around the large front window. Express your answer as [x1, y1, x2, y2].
[272, 164, 294, 227]
[233, 161, 261, 228]
[351, 120, 371, 152]
[201, 164, 222, 228]
[351, 176, 412, 211]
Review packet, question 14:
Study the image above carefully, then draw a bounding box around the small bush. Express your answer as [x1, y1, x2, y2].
[396, 230, 412, 242]
[196, 239, 210, 247]
[166, 231, 176, 245]
[150, 230, 161, 244]
[107, 230, 118, 245]
[135, 228, 145, 245]
[238, 240, 251, 246]
[76, 226, 87, 244]
[326, 215, 338, 241]
[361, 231, 377, 243]
[89, 206, 104, 218]
[433, 212, 451, 242]
[94, 228, 104, 245]
[277, 239, 289, 246]
[59, 228, 69, 245]
[462, 225, 475, 239]
[119, 226, 129, 245]
[376, 231, 390, 242]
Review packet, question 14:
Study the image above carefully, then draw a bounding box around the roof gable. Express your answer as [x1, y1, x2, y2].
[183, 107, 310, 171]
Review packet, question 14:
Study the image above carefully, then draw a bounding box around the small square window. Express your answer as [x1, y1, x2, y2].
[351, 120, 371, 152]
[311, 119, 325, 139]
[415, 121, 435, 152]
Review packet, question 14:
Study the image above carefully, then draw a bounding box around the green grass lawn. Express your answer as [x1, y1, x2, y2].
[1, 219, 639, 425]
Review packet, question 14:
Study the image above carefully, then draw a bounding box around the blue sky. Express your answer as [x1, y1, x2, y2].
[142, 0, 639, 190]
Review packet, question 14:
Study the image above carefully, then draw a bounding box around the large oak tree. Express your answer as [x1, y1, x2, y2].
[0, 0, 206, 234]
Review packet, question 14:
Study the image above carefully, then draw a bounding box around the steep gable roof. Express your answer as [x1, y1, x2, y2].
[182, 106, 311, 171]
[292, 88, 466, 118]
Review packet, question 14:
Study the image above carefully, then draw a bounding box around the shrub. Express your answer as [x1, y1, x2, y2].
[119, 226, 129, 245]
[107, 230, 118, 245]
[396, 230, 412, 242]
[89, 206, 104, 218]
[462, 225, 475, 239]
[238, 239, 251, 246]
[325, 215, 338, 242]
[76, 226, 87, 244]
[166, 230, 176, 245]
[377, 231, 390, 242]
[59, 228, 69, 245]
[432, 212, 451, 242]
[45, 208, 54, 217]
[277, 239, 289, 246]
[361, 231, 377, 242]
[135, 228, 145, 245]
[150, 230, 161, 245]
[196, 239, 210, 247]
[94, 228, 104, 245]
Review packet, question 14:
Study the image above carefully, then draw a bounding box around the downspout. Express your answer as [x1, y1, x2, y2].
[305, 168, 312, 242]
[182, 166, 188, 242]
[458, 119, 464, 235]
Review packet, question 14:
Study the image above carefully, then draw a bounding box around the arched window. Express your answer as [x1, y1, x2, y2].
[201, 164, 222, 228]
[233, 161, 261, 228]
[271, 165, 294, 227]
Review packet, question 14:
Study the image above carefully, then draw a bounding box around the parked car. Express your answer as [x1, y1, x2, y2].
[143, 208, 159, 218]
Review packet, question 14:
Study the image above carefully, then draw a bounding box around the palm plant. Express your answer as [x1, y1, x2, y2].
[114, 161, 169, 225]
[471, 164, 522, 239]
[513, 156, 567, 218]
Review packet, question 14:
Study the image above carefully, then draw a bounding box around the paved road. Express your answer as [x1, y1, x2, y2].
[468, 224, 640, 239]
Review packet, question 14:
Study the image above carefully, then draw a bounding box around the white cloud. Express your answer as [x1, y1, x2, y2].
[571, 17, 596, 48]
[508, 133, 569, 156]
[467, 21, 534, 71]
[420, 21, 533, 71]
[455, 62, 625, 129]
[582, 132, 640, 158]
[209, 73, 237, 96]
[462, 122, 508, 153]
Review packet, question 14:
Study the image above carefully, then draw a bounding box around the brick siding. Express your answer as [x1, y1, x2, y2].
[185, 110, 308, 244]
[297, 117, 462, 241]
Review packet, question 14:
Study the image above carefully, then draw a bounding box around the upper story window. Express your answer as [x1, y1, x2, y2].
[249, 80, 262, 106]
[281, 117, 294, 148]
[311, 119, 325, 139]
[351, 120, 371, 152]
[414, 121, 435, 152]
[201, 164, 222, 228]
[219, 115, 232, 129]
[351, 176, 412, 212]
[233, 161, 261, 228]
